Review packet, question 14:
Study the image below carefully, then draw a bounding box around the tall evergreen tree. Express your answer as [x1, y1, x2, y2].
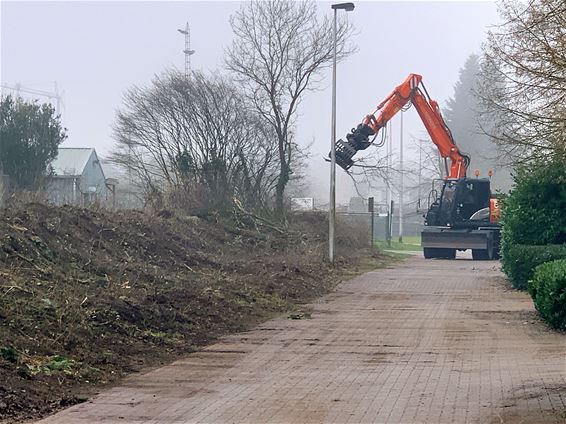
[443, 54, 511, 191]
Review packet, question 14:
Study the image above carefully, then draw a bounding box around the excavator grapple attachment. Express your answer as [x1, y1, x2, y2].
[333, 139, 357, 170]
[330, 124, 375, 171]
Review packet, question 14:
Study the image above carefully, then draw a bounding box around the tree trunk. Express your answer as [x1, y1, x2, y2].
[275, 158, 289, 214]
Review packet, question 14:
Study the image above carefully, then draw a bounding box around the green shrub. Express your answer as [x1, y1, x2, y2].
[501, 157, 566, 251]
[502, 244, 566, 290]
[529, 259, 566, 330]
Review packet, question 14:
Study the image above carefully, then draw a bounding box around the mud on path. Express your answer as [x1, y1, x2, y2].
[36, 256, 566, 423]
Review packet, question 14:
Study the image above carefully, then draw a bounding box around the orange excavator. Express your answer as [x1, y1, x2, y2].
[333, 73, 501, 260]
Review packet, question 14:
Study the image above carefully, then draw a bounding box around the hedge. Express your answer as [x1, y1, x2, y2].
[501, 244, 566, 290]
[500, 157, 566, 249]
[528, 259, 566, 330]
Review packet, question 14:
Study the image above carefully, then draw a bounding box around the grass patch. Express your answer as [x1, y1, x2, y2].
[22, 355, 79, 377]
[375, 235, 421, 252]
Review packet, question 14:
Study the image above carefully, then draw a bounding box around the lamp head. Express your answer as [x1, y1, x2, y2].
[331, 2, 355, 11]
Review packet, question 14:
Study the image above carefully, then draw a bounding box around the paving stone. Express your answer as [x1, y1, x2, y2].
[37, 256, 566, 424]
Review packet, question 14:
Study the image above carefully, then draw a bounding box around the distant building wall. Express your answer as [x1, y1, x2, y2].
[348, 197, 367, 213]
[47, 150, 108, 206]
[48, 177, 81, 205]
[79, 151, 107, 204]
[100, 159, 144, 209]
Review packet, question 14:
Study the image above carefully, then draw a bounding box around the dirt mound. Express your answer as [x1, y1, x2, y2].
[0, 204, 378, 423]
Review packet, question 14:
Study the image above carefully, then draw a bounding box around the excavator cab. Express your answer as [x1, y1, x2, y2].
[425, 178, 491, 228]
[456, 179, 491, 223]
[422, 178, 500, 260]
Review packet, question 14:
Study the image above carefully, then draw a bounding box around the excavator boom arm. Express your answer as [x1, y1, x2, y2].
[335, 73, 468, 179]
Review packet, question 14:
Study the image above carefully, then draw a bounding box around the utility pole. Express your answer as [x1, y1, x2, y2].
[417, 137, 423, 212]
[386, 120, 392, 207]
[386, 120, 393, 247]
[368, 196, 375, 248]
[177, 22, 195, 78]
[399, 110, 404, 243]
[388, 200, 394, 247]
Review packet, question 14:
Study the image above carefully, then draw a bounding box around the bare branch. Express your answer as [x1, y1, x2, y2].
[225, 0, 356, 212]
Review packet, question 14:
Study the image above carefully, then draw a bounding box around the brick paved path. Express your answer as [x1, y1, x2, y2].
[38, 257, 566, 424]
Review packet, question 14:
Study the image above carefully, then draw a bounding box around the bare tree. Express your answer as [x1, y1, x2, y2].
[403, 136, 444, 212]
[346, 155, 393, 196]
[479, 0, 566, 163]
[349, 135, 444, 213]
[225, 0, 355, 213]
[111, 70, 279, 210]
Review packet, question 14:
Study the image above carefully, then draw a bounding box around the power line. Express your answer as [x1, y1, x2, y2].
[1, 82, 63, 115]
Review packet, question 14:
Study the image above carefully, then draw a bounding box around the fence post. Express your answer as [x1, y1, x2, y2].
[368, 197, 374, 248]
[387, 200, 394, 248]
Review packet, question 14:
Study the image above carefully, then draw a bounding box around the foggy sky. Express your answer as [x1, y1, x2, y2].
[1, 1, 499, 204]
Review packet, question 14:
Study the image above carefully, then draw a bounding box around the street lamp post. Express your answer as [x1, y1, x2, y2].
[329, 2, 354, 264]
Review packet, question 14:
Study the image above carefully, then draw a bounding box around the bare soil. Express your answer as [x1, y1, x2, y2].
[0, 203, 384, 423]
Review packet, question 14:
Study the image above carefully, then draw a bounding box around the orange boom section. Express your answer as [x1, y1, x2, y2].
[333, 73, 469, 179]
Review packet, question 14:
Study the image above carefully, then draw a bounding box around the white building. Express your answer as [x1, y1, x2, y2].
[48, 148, 116, 206]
